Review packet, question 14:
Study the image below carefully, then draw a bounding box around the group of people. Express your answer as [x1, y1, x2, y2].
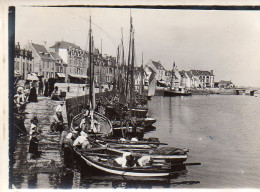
[113, 152, 153, 168]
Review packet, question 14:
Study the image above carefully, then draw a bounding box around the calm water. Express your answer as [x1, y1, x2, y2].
[13, 94, 260, 189]
[146, 94, 260, 188]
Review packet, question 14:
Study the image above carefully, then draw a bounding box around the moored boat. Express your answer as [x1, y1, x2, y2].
[73, 147, 171, 177]
[164, 88, 192, 96]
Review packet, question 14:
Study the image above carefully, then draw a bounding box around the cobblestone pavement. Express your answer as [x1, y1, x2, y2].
[12, 96, 67, 188]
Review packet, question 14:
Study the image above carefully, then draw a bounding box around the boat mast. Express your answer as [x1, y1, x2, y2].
[125, 13, 133, 103]
[170, 62, 175, 89]
[89, 16, 95, 109]
[129, 29, 135, 117]
[99, 39, 102, 94]
[140, 52, 144, 96]
[114, 45, 120, 96]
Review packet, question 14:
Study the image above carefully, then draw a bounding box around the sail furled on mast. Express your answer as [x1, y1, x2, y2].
[140, 52, 144, 96]
[129, 29, 135, 113]
[88, 16, 95, 109]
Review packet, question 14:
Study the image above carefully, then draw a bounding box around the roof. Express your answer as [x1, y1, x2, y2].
[185, 71, 193, 78]
[148, 66, 156, 74]
[32, 43, 54, 60]
[191, 70, 214, 76]
[50, 52, 62, 60]
[179, 70, 186, 77]
[50, 52, 67, 64]
[219, 80, 233, 85]
[151, 61, 165, 70]
[49, 41, 81, 49]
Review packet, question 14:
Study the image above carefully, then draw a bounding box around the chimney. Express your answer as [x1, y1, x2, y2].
[210, 70, 213, 75]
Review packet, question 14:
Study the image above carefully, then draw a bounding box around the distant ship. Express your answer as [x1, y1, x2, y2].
[164, 86, 192, 96]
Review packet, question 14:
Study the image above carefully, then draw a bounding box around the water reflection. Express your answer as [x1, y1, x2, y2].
[28, 172, 37, 189]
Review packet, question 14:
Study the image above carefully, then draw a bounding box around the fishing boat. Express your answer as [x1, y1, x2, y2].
[66, 15, 200, 177]
[163, 62, 192, 97]
[73, 147, 171, 177]
[164, 86, 192, 96]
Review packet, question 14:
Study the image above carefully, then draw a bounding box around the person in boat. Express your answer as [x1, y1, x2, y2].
[79, 107, 91, 132]
[89, 109, 101, 133]
[113, 152, 136, 168]
[136, 155, 153, 167]
[73, 131, 91, 149]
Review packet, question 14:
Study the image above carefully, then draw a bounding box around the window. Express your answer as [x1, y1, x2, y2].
[15, 61, 19, 70]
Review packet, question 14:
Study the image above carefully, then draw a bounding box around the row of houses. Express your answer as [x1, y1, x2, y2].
[145, 60, 215, 89]
[14, 41, 233, 89]
[14, 41, 117, 84]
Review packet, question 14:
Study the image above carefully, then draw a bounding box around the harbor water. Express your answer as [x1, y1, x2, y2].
[12, 94, 260, 189]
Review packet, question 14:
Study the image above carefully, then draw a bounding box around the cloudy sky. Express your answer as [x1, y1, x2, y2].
[15, 6, 260, 87]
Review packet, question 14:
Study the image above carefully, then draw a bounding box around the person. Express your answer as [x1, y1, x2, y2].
[29, 132, 41, 159]
[38, 80, 43, 96]
[56, 101, 64, 115]
[44, 80, 49, 97]
[50, 111, 64, 133]
[14, 87, 26, 112]
[137, 156, 153, 167]
[89, 109, 100, 133]
[114, 152, 135, 168]
[28, 82, 38, 102]
[51, 86, 62, 100]
[73, 131, 91, 149]
[63, 131, 78, 167]
[79, 113, 91, 132]
[29, 116, 39, 139]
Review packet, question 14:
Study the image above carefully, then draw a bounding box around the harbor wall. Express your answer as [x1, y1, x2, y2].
[65, 91, 112, 126]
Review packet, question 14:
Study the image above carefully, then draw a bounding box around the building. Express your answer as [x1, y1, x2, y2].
[133, 66, 147, 91]
[49, 41, 88, 83]
[28, 42, 55, 79]
[50, 52, 68, 82]
[14, 42, 34, 80]
[145, 60, 166, 81]
[190, 70, 215, 88]
[218, 80, 235, 88]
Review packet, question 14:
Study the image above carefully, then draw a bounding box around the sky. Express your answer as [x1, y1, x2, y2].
[15, 6, 260, 87]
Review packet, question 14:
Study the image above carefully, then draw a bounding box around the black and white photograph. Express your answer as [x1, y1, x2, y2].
[4, 1, 260, 190]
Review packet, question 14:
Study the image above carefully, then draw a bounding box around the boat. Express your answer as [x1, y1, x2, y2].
[66, 15, 199, 177]
[163, 62, 192, 97]
[73, 147, 171, 177]
[164, 86, 192, 96]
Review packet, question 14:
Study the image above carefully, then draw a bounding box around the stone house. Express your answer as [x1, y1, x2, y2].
[28, 42, 55, 80]
[14, 42, 34, 80]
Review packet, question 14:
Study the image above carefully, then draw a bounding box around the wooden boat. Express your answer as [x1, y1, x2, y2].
[164, 87, 192, 96]
[163, 63, 192, 97]
[73, 147, 171, 177]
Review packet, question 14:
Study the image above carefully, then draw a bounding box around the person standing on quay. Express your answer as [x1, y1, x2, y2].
[28, 81, 38, 102]
[38, 79, 43, 96]
[44, 80, 49, 97]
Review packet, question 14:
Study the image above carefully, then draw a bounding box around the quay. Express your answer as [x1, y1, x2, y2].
[12, 96, 67, 188]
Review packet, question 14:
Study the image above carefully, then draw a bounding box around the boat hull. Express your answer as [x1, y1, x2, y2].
[164, 90, 192, 96]
[74, 149, 170, 177]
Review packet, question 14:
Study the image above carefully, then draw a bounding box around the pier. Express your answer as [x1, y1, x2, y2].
[12, 96, 67, 188]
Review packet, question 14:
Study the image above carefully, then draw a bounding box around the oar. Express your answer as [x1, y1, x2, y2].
[98, 138, 168, 145]
[171, 162, 201, 166]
